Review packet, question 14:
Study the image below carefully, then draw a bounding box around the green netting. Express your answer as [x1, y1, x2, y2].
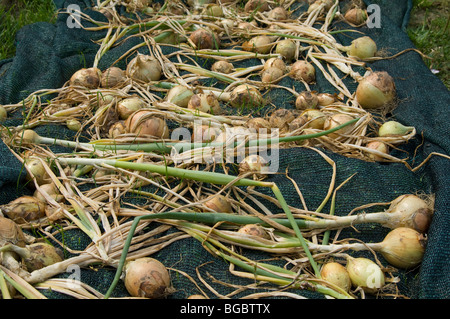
[0, 0, 449, 299]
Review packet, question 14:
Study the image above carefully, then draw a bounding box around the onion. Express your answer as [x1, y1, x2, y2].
[317, 93, 336, 106]
[356, 71, 396, 109]
[101, 66, 126, 88]
[276, 39, 297, 61]
[299, 109, 326, 129]
[261, 67, 284, 84]
[109, 120, 127, 138]
[239, 154, 268, 177]
[295, 91, 319, 110]
[69, 67, 102, 88]
[191, 124, 222, 143]
[0, 196, 46, 224]
[264, 58, 286, 72]
[229, 84, 264, 108]
[288, 116, 308, 132]
[126, 54, 162, 83]
[188, 92, 221, 114]
[189, 28, 220, 50]
[344, 7, 367, 25]
[269, 108, 296, 130]
[322, 113, 355, 138]
[123, 257, 172, 298]
[384, 194, 433, 233]
[125, 0, 152, 12]
[20, 242, 64, 271]
[365, 141, 389, 161]
[242, 36, 274, 54]
[320, 262, 352, 292]
[0, 106, 7, 122]
[346, 36, 377, 59]
[66, 119, 82, 132]
[237, 21, 258, 32]
[377, 227, 426, 269]
[211, 60, 234, 74]
[34, 183, 64, 203]
[24, 157, 52, 186]
[237, 224, 271, 240]
[346, 256, 385, 293]
[378, 120, 414, 137]
[289, 60, 316, 83]
[244, 0, 269, 12]
[0, 216, 27, 247]
[247, 117, 271, 131]
[204, 4, 224, 17]
[117, 96, 146, 120]
[125, 111, 170, 138]
[203, 194, 233, 214]
[166, 85, 194, 108]
[268, 7, 289, 20]
[214, 126, 255, 144]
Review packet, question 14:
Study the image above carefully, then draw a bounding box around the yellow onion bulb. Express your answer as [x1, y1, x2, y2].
[166, 85, 194, 108]
[0, 106, 7, 122]
[69, 67, 102, 89]
[66, 119, 82, 132]
[275, 39, 297, 61]
[365, 141, 389, 161]
[244, 0, 269, 12]
[317, 93, 336, 106]
[109, 120, 127, 138]
[187, 93, 221, 114]
[237, 224, 271, 240]
[101, 66, 126, 88]
[204, 4, 224, 17]
[384, 194, 433, 233]
[289, 60, 316, 83]
[126, 54, 162, 83]
[246, 117, 271, 131]
[125, 111, 170, 138]
[191, 124, 222, 143]
[237, 21, 258, 32]
[123, 257, 172, 298]
[288, 116, 308, 132]
[261, 67, 284, 84]
[239, 154, 268, 176]
[322, 113, 355, 139]
[203, 194, 233, 214]
[320, 262, 352, 292]
[378, 120, 414, 137]
[295, 91, 319, 110]
[346, 256, 385, 293]
[0, 195, 46, 224]
[264, 57, 286, 72]
[229, 84, 264, 108]
[268, 7, 288, 20]
[300, 109, 326, 129]
[117, 96, 146, 120]
[269, 108, 296, 130]
[345, 7, 367, 25]
[242, 35, 274, 54]
[347, 36, 377, 59]
[0, 216, 27, 247]
[34, 183, 64, 203]
[378, 227, 427, 269]
[189, 29, 220, 50]
[356, 71, 396, 109]
[211, 60, 233, 74]
[23, 243, 64, 271]
[24, 157, 51, 186]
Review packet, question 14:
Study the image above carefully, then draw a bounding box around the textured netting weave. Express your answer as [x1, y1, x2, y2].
[0, 0, 449, 299]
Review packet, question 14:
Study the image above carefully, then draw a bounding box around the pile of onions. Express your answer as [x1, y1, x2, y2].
[116, 96, 146, 120]
[101, 66, 126, 88]
[289, 60, 316, 83]
[165, 85, 194, 108]
[123, 257, 172, 298]
[344, 36, 377, 59]
[346, 256, 385, 293]
[211, 60, 234, 74]
[187, 92, 221, 114]
[378, 121, 414, 137]
[356, 71, 396, 109]
[189, 28, 220, 50]
[126, 54, 162, 83]
[295, 91, 319, 110]
[125, 111, 170, 138]
[242, 35, 274, 54]
[229, 84, 264, 108]
[275, 39, 297, 61]
[203, 194, 233, 214]
[69, 67, 102, 88]
[320, 262, 352, 292]
[237, 224, 271, 240]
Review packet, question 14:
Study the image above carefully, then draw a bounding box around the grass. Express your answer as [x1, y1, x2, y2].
[407, 0, 450, 88]
[0, 0, 448, 88]
[0, 0, 57, 60]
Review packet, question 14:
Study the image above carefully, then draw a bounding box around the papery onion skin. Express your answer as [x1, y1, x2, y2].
[69, 67, 102, 89]
[320, 262, 352, 292]
[0, 216, 27, 247]
[356, 71, 396, 109]
[166, 85, 194, 108]
[300, 109, 326, 129]
[23, 243, 64, 271]
[0, 106, 7, 122]
[268, 7, 289, 20]
[211, 60, 234, 74]
[379, 227, 426, 269]
[117, 96, 146, 120]
[346, 257, 385, 293]
[126, 54, 162, 83]
[261, 67, 284, 83]
[289, 61, 316, 83]
[295, 91, 319, 110]
[237, 224, 271, 240]
[124, 257, 172, 299]
[189, 29, 220, 50]
[229, 84, 264, 108]
[264, 58, 286, 72]
[191, 125, 222, 143]
[365, 141, 389, 161]
[239, 154, 268, 177]
[244, 0, 270, 12]
[276, 39, 297, 61]
[125, 111, 170, 138]
[345, 8, 367, 25]
[242, 36, 274, 54]
[322, 113, 355, 139]
[269, 109, 295, 130]
[203, 195, 233, 214]
[101, 67, 126, 88]
[378, 121, 414, 137]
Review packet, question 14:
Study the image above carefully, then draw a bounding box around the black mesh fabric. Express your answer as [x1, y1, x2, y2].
[0, 0, 449, 299]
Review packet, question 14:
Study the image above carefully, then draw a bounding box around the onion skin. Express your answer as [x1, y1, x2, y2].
[320, 262, 351, 292]
[0, 216, 27, 247]
[125, 111, 170, 138]
[126, 54, 162, 83]
[242, 36, 273, 54]
[166, 85, 194, 108]
[365, 141, 389, 161]
[346, 257, 385, 294]
[117, 96, 146, 120]
[295, 91, 319, 110]
[264, 58, 286, 72]
[356, 71, 396, 109]
[239, 154, 268, 177]
[229, 84, 264, 108]
[345, 8, 367, 25]
[347, 36, 377, 59]
[269, 109, 295, 130]
[378, 121, 414, 137]
[261, 67, 284, 84]
[0, 106, 7, 121]
[237, 224, 271, 240]
[203, 195, 233, 214]
[69, 67, 102, 89]
[379, 227, 426, 269]
[124, 257, 172, 299]
[22, 243, 64, 271]
[101, 67, 126, 88]
[191, 125, 222, 143]
[289, 61, 316, 83]
[322, 114, 355, 139]
[244, 0, 269, 12]
[211, 61, 233, 74]
[189, 29, 220, 50]
[268, 7, 289, 20]
[276, 39, 297, 61]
